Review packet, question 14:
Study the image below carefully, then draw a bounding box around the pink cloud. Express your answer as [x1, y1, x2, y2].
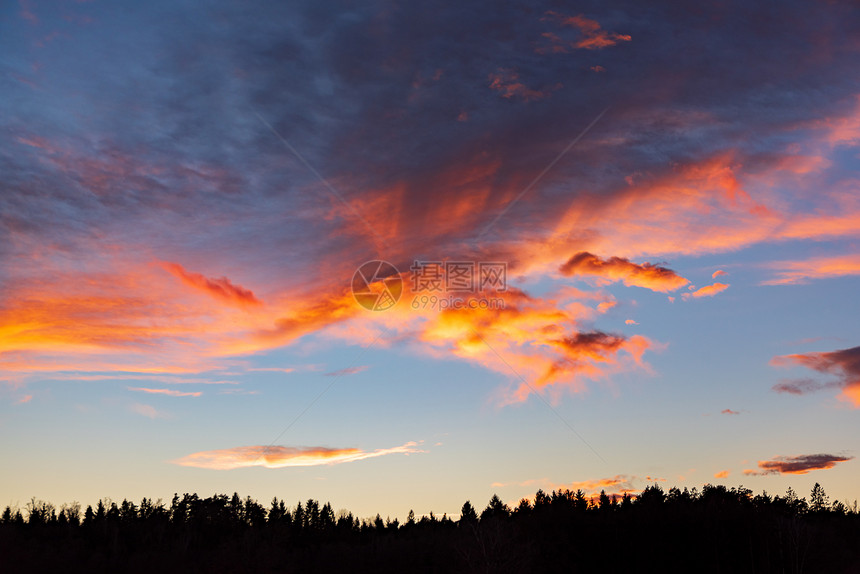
[162, 262, 263, 307]
[128, 387, 202, 397]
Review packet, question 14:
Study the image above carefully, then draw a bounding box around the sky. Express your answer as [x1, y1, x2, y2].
[2, 0, 859, 520]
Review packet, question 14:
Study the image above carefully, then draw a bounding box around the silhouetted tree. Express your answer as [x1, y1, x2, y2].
[514, 498, 532, 516]
[3, 482, 859, 573]
[459, 501, 478, 525]
[810, 483, 829, 513]
[481, 494, 510, 521]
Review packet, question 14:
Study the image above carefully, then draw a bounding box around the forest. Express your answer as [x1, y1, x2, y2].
[2, 483, 859, 573]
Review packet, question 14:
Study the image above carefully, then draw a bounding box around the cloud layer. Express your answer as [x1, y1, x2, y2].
[2, 0, 860, 415]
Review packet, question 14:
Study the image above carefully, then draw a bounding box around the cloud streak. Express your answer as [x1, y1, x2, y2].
[323, 366, 368, 377]
[128, 387, 202, 397]
[172, 441, 422, 470]
[130, 403, 166, 419]
[762, 254, 860, 285]
[162, 263, 263, 307]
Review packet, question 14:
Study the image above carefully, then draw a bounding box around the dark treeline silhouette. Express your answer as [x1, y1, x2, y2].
[2, 483, 859, 573]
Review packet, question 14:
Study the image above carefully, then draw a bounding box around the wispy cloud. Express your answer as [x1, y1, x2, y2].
[130, 403, 167, 419]
[323, 366, 368, 377]
[761, 254, 860, 285]
[488, 68, 558, 102]
[128, 387, 202, 397]
[173, 441, 423, 470]
[771, 345, 860, 406]
[162, 262, 263, 307]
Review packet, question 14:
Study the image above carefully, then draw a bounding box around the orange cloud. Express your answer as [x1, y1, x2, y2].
[162, 262, 262, 307]
[712, 270, 728, 279]
[15, 394, 33, 405]
[625, 319, 637, 325]
[542, 153, 784, 262]
[127, 387, 202, 397]
[714, 470, 731, 479]
[0, 263, 266, 384]
[569, 475, 635, 492]
[8, 98, 860, 416]
[417, 287, 653, 403]
[771, 345, 860, 407]
[761, 254, 860, 285]
[172, 441, 422, 470]
[243, 287, 360, 354]
[494, 475, 665, 506]
[541, 12, 631, 51]
[743, 454, 853, 476]
[721, 409, 740, 415]
[559, 252, 689, 292]
[489, 68, 557, 102]
[597, 301, 616, 313]
[684, 283, 729, 299]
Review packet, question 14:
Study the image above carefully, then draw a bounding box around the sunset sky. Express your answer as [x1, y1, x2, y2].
[2, 0, 859, 519]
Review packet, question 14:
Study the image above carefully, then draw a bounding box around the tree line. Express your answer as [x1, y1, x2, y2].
[2, 483, 859, 572]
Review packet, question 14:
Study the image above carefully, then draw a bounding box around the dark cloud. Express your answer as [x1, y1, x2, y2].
[559, 252, 689, 292]
[771, 346, 860, 406]
[4, 0, 860, 277]
[744, 454, 853, 476]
